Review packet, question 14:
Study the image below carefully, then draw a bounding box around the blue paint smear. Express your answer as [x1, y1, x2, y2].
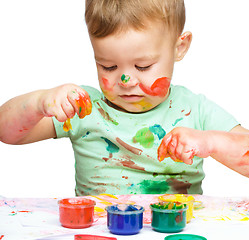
[101, 137, 120, 153]
[172, 117, 184, 127]
[149, 124, 166, 140]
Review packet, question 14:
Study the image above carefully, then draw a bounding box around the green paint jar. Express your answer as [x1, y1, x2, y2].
[150, 203, 187, 233]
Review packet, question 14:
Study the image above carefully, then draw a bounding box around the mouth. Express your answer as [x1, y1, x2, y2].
[119, 95, 144, 102]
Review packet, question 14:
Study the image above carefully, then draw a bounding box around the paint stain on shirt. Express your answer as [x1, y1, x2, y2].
[166, 178, 192, 194]
[132, 127, 154, 148]
[101, 137, 120, 154]
[172, 117, 184, 126]
[138, 180, 170, 194]
[116, 137, 143, 155]
[97, 103, 119, 125]
[149, 124, 166, 140]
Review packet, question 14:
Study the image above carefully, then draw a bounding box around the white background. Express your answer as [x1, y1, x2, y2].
[0, 0, 249, 198]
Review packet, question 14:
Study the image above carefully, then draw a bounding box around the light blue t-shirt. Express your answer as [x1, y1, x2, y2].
[53, 85, 239, 196]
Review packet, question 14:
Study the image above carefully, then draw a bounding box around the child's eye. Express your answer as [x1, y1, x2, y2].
[101, 65, 117, 72]
[135, 64, 152, 71]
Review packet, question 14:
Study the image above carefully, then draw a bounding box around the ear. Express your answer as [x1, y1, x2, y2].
[175, 31, 192, 62]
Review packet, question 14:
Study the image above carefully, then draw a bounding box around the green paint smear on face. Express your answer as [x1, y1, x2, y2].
[101, 137, 119, 154]
[132, 127, 154, 148]
[149, 124, 166, 140]
[139, 180, 170, 194]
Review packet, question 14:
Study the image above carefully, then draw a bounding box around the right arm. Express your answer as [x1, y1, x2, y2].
[0, 84, 92, 145]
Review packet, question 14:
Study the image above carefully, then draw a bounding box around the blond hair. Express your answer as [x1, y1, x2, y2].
[85, 0, 185, 38]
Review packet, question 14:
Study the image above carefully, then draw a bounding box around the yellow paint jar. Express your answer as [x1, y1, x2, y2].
[158, 194, 195, 223]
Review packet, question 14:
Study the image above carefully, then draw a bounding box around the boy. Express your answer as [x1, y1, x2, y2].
[1, 0, 249, 196]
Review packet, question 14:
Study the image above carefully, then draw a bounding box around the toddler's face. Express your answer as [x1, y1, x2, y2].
[90, 22, 178, 113]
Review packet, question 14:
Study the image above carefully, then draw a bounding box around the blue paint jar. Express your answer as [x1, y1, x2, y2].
[105, 204, 144, 235]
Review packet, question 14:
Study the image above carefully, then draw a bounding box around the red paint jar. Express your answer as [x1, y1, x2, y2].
[58, 198, 96, 228]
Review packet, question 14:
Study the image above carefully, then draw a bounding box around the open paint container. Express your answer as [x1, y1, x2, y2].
[158, 194, 194, 223]
[105, 204, 144, 235]
[58, 198, 96, 228]
[150, 202, 187, 233]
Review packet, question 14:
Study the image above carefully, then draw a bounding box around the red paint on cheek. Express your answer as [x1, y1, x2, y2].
[139, 77, 170, 97]
[101, 77, 113, 91]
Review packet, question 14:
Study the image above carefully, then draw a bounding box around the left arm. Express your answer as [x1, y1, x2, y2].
[157, 125, 249, 177]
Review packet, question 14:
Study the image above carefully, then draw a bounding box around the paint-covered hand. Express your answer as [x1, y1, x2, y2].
[157, 127, 212, 164]
[38, 84, 92, 122]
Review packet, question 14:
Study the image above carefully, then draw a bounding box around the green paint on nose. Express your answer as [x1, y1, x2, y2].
[121, 74, 130, 83]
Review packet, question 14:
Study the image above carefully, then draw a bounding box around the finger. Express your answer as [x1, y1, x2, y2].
[183, 148, 196, 165]
[61, 99, 76, 119]
[168, 136, 177, 159]
[52, 106, 69, 122]
[157, 134, 172, 162]
[175, 141, 184, 160]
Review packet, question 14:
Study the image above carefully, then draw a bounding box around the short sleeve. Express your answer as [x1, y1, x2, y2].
[198, 94, 239, 131]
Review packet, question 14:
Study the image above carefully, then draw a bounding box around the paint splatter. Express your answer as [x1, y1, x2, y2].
[0, 235, 4, 240]
[133, 127, 154, 148]
[172, 117, 184, 126]
[116, 137, 142, 155]
[82, 131, 90, 138]
[119, 159, 145, 171]
[149, 124, 166, 140]
[139, 77, 170, 97]
[101, 137, 120, 154]
[138, 180, 170, 194]
[63, 118, 72, 132]
[97, 103, 119, 125]
[185, 110, 191, 116]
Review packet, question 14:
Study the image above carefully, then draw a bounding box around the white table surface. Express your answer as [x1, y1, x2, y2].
[1, 195, 249, 240]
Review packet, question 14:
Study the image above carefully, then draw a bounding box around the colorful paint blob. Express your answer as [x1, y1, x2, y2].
[149, 124, 166, 140]
[75, 92, 92, 119]
[63, 91, 92, 132]
[139, 77, 170, 97]
[63, 118, 72, 132]
[133, 127, 154, 148]
[58, 198, 96, 229]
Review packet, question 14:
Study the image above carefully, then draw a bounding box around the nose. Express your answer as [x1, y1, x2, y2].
[118, 74, 139, 88]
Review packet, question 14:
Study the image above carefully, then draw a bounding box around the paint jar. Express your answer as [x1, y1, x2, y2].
[164, 234, 207, 240]
[58, 198, 96, 228]
[158, 194, 194, 223]
[105, 204, 144, 235]
[150, 202, 187, 233]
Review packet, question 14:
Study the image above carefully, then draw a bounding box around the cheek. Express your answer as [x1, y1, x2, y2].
[139, 77, 170, 97]
[100, 77, 113, 91]
[100, 77, 116, 100]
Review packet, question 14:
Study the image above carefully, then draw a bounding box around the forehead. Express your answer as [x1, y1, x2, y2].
[91, 21, 175, 61]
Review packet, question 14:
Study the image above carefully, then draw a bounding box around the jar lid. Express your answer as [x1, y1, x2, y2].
[165, 234, 207, 240]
